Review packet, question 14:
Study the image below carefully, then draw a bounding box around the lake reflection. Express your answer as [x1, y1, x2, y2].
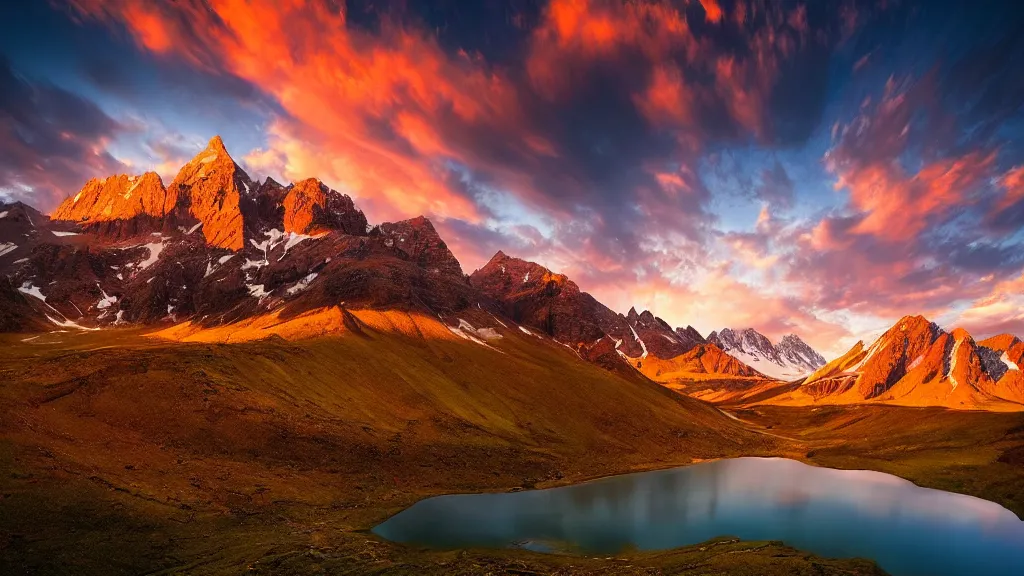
[373, 457, 1024, 576]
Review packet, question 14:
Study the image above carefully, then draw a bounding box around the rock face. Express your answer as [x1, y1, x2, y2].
[283, 178, 367, 236]
[675, 325, 707, 347]
[709, 328, 825, 380]
[798, 315, 1024, 409]
[50, 172, 169, 240]
[377, 217, 464, 277]
[163, 135, 253, 250]
[470, 250, 616, 344]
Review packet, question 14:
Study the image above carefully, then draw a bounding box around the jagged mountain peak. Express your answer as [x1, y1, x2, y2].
[675, 325, 707, 346]
[206, 134, 228, 153]
[980, 333, 1022, 352]
[282, 177, 367, 236]
[378, 216, 463, 276]
[800, 315, 1024, 409]
[710, 326, 826, 381]
[51, 171, 168, 227]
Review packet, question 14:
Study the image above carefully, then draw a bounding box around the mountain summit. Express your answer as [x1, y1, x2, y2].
[708, 328, 826, 380]
[1, 136, 472, 333]
[780, 315, 1024, 410]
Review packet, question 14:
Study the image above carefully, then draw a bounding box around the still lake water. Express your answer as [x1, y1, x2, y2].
[373, 457, 1024, 576]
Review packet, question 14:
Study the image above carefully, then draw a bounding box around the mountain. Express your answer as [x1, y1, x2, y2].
[6, 137, 1020, 413]
[760, 315, 1024, 411]
[469, 251, 761, 378]
[2, 136, 764, 386]
[708, 328, 826, 381]
[1, 136, 483, 334]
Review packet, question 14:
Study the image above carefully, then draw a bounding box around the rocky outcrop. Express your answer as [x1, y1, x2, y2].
[283, 178, 367, 236]
[377, 217, 464, 277]
[978, 334, 1024, 404]
[51, 172, 169, 240]
[471, 250, 618, 344]
[164, 135, 254, 250]
[52, 171, 167, 223]
[675, 325, 707, 347]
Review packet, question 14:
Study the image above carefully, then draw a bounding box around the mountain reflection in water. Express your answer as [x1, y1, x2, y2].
[374, 457, 1024, 576]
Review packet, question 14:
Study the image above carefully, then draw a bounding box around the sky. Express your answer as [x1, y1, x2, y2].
[1, 0, 1023, 357]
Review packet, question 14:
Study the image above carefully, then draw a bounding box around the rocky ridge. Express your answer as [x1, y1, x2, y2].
[793, 315, 1024, 410]
[469, 251, 762, 378]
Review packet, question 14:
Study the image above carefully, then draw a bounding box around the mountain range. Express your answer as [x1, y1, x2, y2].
[760, 316, 1024, 411]
[0, 136, 768, 376]
[708, 328, 826, 381]
[1, 136, 1020, 412]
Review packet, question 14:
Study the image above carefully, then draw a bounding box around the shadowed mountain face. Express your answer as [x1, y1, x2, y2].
[469, 251, 761, 378]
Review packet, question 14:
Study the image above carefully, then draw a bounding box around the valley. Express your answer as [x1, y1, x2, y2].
[1, 135, 1023, 574]
[3, 1, 1023, 573]
[1, 326, 1022, 575]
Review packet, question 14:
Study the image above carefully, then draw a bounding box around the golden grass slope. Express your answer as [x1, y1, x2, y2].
[149, 306, 462, 343]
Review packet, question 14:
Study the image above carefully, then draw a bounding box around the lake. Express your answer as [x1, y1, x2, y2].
[373, 457, 1024, 576]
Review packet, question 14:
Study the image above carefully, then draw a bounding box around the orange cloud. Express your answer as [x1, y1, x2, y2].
[952, 273, 1024, 339]
[995, 165, 1024, 213]
[634, 64, 694, 125]
[71, 0, 556, 226]
[831, 152, 997, 243]
[526, 0, 695, 98]
[698, 0, 724, 23]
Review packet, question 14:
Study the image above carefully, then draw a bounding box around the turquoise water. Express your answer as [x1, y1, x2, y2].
[373, 457, 1024, 576]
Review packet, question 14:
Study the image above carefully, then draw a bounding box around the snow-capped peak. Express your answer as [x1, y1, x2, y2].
[710, 327, 825, 381]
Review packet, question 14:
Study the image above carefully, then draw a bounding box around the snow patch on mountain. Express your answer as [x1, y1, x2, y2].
[286, 272, 318, 295]
[137, 240, 164, 270]
[629, 323, 648, 358]
[711, 328, 826, 381]
[18, 282, 46, 301]
[1001, 351, 1019, 372]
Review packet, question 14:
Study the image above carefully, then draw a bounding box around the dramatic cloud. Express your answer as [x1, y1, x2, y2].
[0, 57, 126, 207]
[952, 274, 1024, 340]
[2, 0, 1021, 351]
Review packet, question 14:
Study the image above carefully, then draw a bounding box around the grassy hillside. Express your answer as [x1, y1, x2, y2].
[0, 322, 832, 575]
[0, 319, 1018, 574]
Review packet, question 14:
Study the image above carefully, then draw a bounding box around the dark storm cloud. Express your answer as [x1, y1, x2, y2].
[0, 57, 125, 207]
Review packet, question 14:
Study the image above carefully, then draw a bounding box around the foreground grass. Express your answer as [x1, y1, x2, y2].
[1, 328, 1018, 574]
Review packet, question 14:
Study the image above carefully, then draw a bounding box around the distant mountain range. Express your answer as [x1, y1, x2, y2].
[736, 315, 1024, 411]
[1, 136, 1018, 411]
[708, 328, 826, 381]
